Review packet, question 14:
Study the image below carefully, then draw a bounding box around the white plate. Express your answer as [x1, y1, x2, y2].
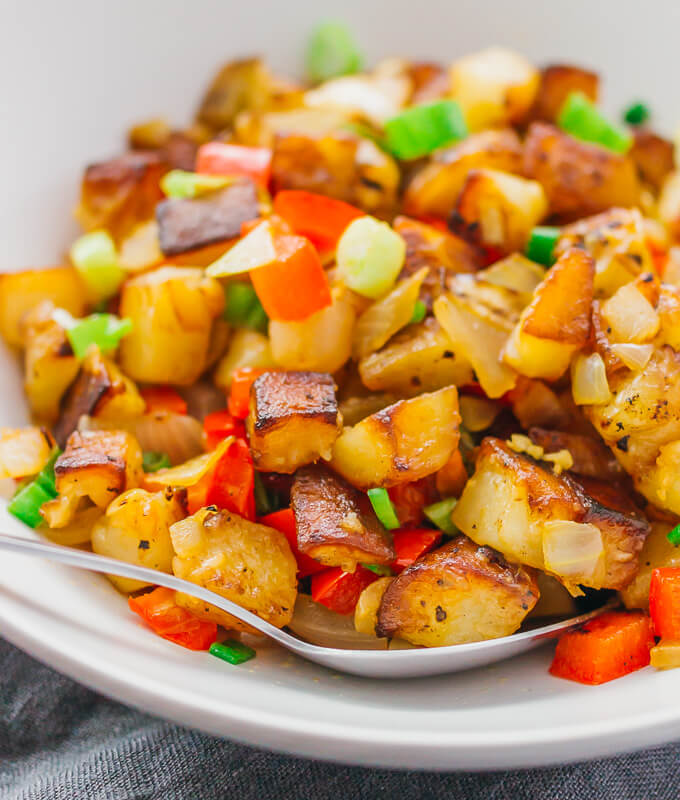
[2, 0, 680, 771]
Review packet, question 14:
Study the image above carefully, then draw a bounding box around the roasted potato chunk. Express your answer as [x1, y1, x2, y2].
[291, 464, 395, 570]
[530, 64, 598, 123]
[156, 179, 259, 256]
[528, 427, 623, 480]
[629, 130, 675, 191]
[620, 523, 680, 610]
[0, 426, 53, 479]
[75, 152, 166, 241]
[502, 248, 594, 380]
[0, 267, 87, 349]
[403, 129, 523, 219]
[214, 328, 275, 391]
[376, 536, 539, 646]
[247, 371, 341, 473]
[118, 266, 224, 386]
[358, 317, 473, 396]
[91, 487, 185, 593]
[196, 58, 272, 132]
[452, 437, 650, 590]
[524, 123, 640, 220]
[330, 386, 460, 489]
[659, 171, 680, 242]
[170, 507, 297, 631]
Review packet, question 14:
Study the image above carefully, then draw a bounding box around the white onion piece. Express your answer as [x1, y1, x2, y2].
[601, 282, 660, 343]
[459, 395, 500, 432]
[571, 353, 611, 405]
[178, 381, 227, 422]
[288, 595, 388, 650]
[610, 343, 654, 371]
[542, 520, 604, 580]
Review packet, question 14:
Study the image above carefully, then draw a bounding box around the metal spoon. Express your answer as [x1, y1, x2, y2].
[0, 532, 611, 679]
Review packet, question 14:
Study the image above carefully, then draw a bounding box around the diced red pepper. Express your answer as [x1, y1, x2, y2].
[128, 587, 217, 650]
[250, 234, 332, 321]
[479, 244, 505, 267]
[646, 237, 669, 277]
[311, 566, 377, 615]
[196, 142, 272, 188]
[206, 437, 255, 520]
[549, 611, 653, 685]
[391, 528, 442, 573]
[260, 508, 326, 578]
[388, 478, 435, 528]
[141, 386, 188, 415]
[649, 567, 680, 639]
[414, 214, 449, 232]
[203, 409, 246, 450]
[273, 190, 364, 253]
[228, 367, 269, 419]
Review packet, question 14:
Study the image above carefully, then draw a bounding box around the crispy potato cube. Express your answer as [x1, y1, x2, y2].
[629, 130, 675, 191]
[196, 58, 272, 131]
[358, 317, 473, 396]
[118, 266, 224, 386]
[0, 267, 87, 349]
[75, 152, 166, 241]
[156, 179, 259, 256]
[528, 428, 623, 480]
[449, 47, 539, 131]
[214, 328, 275, 391]
[451, 168, 548, 254]
[403, 129, 523, 219]
[452, 437, 650, 590]
[0, 427, 53, 479]
[524, 123, 640, 220]
[170, 507, 297, 631]
[355, 577, 394, 635]
[291, 464, 395, 570]
[376, 536, 539, 646]
[330, 386, 460, 489]
[91, 487, 185, 593]
[531, 64, 599, 123]
[247, 371, 341, 473]
[502, 247, 594, 380]
[620, 523, 680, 610]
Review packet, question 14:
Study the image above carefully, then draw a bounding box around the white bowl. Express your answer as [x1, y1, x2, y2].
[2, 0, 680, 770]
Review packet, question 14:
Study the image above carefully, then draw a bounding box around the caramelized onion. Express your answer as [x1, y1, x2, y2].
[288, 594, 388, 650]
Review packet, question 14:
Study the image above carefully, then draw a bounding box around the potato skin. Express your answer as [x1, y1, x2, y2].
[170, 507, 297, 631]
[376, 536, 539, 646]
[291, 464, 395, 570]
[530, 64, 599, 123]
[629, 130, 675, 191]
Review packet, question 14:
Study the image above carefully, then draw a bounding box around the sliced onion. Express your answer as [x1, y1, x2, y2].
[609, 343, 654, 371]
[143, 436, 233, 490]
[178, 381, 227, 422]
[542, 520, 604, 581]
[288, 594, 388, 650]
[601, 282, 660, 343]
[459, 395, 500, 432]
[571, 353, 611, 406]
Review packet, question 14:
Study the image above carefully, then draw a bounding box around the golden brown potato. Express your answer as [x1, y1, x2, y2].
[502, 247, 594, 380]
[118, 220, 163, 273]
[0, 267, 87, 350]
[195, 58, 272, 132]
[620, 522, 680, 610]
[355, 577, 394, 635]
[629, 130, 675, 192]
[376, 536, 539, 646]
[156, 179, 259, 256]
[524, 123, 640, 220]
[659, 171, 680, 242]
[214, 328, 275, 391]
[0, 426, 53, 479]
[128, 118, 172, 150]
[118, 266, 224, 386]
[291, 464, 395, 570]
[509, 378, 571, 430]
[337, 393, 402, 427]
[403, 129, 524, 219]
[246, 371, 341, 473]
[170, 507, 297, 631]
[528, 427, 623, 480]
[530, 64, 599, 123]
[330, 386, 460, 489]
[75, 152, 166, 241]
[91, 487, 185, 593]
[452, 437, 650, 591]
[451, 168, 548, 254]
[358, 317, 473, 396]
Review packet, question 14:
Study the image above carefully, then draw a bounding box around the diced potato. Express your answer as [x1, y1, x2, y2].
[196, 58, 272, 132]
[247, 371, 341, 473]
[91, 487, 185, 593]
[451, 169, 548, 254]
[403, 129, 524, 219]
[330, 386, 460, 489]
[0, 267, 87, 349]
[75, 152, 166, 241]
[524, 123, 640, 220]
[659, 171, 680, 242]
[509, 378, 570, 430]
[376, 536, 539, 646]
[620, 523, 680, 610]
[214, 328, 274, 391]
[528, 427, 623, 480]
[0, 427, 52, 479]
[291, 464, 395, 570]
[170, 507, 297, 631]
[39, 506, 103, 547]
[459, 395, 500, 432]
[118, 220, 163, 272]
[235, 107, 347, 148]
[529, 572, 578, 619]
[269, 286, 355, 373]
[338, 393, 402, 427]
[657, 284, 680, 351]
[531, 64, 599, 123]
[118, 266, 224, 386]
[359, 317, 473, 396]
[304, 72, 410, 127]
[629, 131, 675, 192]
[601, 282, 660, 344]
[156, 179, 259, 256]
[502, 248, 594, 380]
[449, 47, 539, 131]
[452, 437, 650, 590]
[355, 577, 394, 635]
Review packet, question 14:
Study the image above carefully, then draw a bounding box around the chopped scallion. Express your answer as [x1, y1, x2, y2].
[558, 92, 632, 154]
[526, 226, 560, 266]
[362, 563, 393, 576]
[142, 451, 171, 473]
[623, 101, 650, 127]
[384, 100, 467, 161]
[8, 481, 54, 528]
[367, 487, 400, 530]
[161, 169, 234, 199]
[70, 231, 126, 303]
[209, 640, 256, 665]
[410, 299, 427, 324]
[34, 447, 62, 497]
[667, 524, 680, 547]
[64, 314, 133, 359]
[336, 216, 406, 299]
[305, 21, 363, 83]
[423, 497, 458, 536]
[223, 282, 269, 333]
[253, 471, 273, 517]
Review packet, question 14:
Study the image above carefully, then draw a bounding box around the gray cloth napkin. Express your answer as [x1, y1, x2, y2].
[1, 637, 678, 800]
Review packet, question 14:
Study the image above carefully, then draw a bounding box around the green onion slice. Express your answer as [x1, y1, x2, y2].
[367, 487, 401, 530]
[223, 282, 269, 333]
[161, 170, 234, 199]
[305, 21, 363, 83]
[362, 563, 394, 576]
[423, 497, 458, 536]
[8, 481, 54, 528]
[526, 226, 560, 267]
[209, 640, 256, 665]
[61, 313, 133, 359]
[70, 231, 126, 304]
[142, 451, 171, 473]
[410, 299, 427, 324]
[623, 102, 650, 127]
[384, 100, 467, 161]
[667, 524, 680, 547]
[558, 92, 632, 154]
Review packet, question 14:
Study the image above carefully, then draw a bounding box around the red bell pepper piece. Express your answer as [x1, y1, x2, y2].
[260, 508, 326, 578]
[414, 214, 449, 232]
[649, 567, 680, 639]
[388, 479, 435, 528]
[460, 382, 514, 406]
[228, 367, 269, 419]
[250, 234, 332, 321]
[273, 190, 364, 253]
[203, 409, 246, 450]
[128, 587, 217, 650]
[549, 611, 653, 685]
[141, 386, 187, 415]
[391, 529, 442, 573]
[311, 566, 377, 615]
[196, 142, 272, 188]
[479, 244, 505, 267]
[206, 437, 255, 520]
